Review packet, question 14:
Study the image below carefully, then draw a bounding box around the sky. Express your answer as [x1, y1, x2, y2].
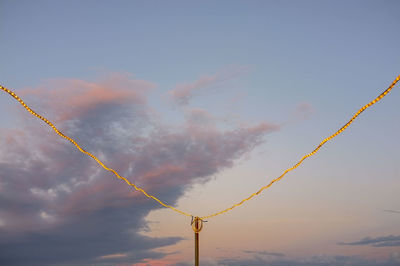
[0, 0, 400, 265]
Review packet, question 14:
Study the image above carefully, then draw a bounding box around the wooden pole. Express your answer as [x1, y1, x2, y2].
[195, 218, 199, 266]
[191, 217, 203, 266]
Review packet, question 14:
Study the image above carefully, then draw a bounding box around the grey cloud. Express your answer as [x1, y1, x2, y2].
[338, 235, 400, 247]
[0, 75, 276, 265]
[0, 211, 182, 265]
[243, 250, 285, 257]
[384, 209, 400, 214]
[175, 254, 400, 266]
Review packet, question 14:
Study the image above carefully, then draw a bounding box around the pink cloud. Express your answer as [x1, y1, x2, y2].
[20, 72, 156, 121]
[294, 102, 314, 120]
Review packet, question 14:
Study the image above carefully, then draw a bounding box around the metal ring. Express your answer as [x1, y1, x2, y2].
[191, 217, 203, 233]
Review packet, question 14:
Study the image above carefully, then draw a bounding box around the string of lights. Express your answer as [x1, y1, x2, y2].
[0, 85, 192, 217]
[1, 74, 399, 220]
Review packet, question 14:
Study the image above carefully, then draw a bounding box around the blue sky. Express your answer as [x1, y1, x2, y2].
[1, 1, 400, 265]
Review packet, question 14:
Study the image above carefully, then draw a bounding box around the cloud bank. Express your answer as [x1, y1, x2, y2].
[243, 250, 285, 257]
[175, 253, 400, 266]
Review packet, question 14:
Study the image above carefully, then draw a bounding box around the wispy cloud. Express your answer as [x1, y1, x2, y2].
[0, 72, 276, 265]
[243, 249, 285, 257]
[383, 209, 400, 214]
[168, 66, 248, 106]
[338, 235, 400, 247]
[294, 102, 314, 120]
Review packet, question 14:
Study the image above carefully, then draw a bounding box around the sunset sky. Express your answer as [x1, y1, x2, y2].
[1, 1, 400, 265]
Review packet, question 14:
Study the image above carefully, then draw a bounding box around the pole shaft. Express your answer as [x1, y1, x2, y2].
[195, 218, 199, 266]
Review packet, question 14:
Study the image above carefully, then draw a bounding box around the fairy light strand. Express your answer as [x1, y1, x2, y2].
[0, 85, 192, 217]
[1, 74, 399, 220]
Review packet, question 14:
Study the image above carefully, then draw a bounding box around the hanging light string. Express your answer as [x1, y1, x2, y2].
[0, 85, 192, 217]
[201, 75, 400, 219]
[1, 74, 399, 220]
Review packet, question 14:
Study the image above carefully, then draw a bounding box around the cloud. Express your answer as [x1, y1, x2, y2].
[0, 73, 276, 265]
[338, 235, 400, 247]
[243, 250, 285, 257]
[20, 72, 155, 122]
[168, 66, 248, 106]
[175, 253, 400, 266]
[383, 209, 400, 214]
[293, 102, 314, 120]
